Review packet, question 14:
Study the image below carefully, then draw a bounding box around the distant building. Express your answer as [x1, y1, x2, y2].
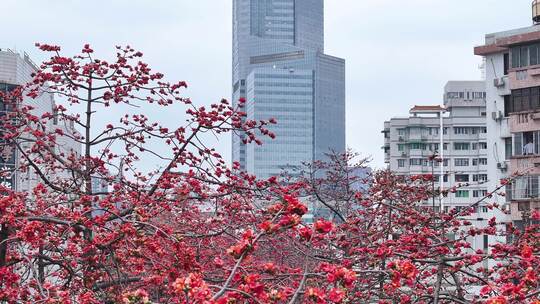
[91, 176, 109, 195]
[383, 81, 490, 208]
[232, 0, 346, 179]
[0, 48, 81, 192]
[382, 80, 499, 252]
[474, 4, 540, 228]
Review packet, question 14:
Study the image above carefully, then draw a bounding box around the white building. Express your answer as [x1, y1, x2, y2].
[0, 48, 81, 192]
[474, 6, 540, 228]
[383, 81, 488, 209]
[383, 81, 498, 251]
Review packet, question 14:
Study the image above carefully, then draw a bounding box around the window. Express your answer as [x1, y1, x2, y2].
[409, 158, 423, 166]
[504, 95, 512, 117]
[531, 44, 539, 66]
[514, 132, 523, 156]
[505, 137, 512, 160]
[454, 143, 470, 150]
[398, 129, 406, 136]
[410, 143, 426, 150]
[473, 158, 488, 166]
[429, 143, 439, 151]
[456, 190, 470, 198]
[521, 46, 529, 67]
[508, 86, 540, 114]
[454, 127, 470, 135]
[455, 174, 470, 182]
[443, 143, 449, 150]
[512, 47, 520, 68]
[512, 175, 540, 199]
[504, 53, 510, 75]
[398, 144, 405, 151]
[434, 174, 449, 182]
[447, 92, 460, 99]
[397, 159, 406, 168]
[455, 158, 470, 166]
[473, 174, 488, 182]
[473, 92, 482, 100]
[472, 143, 478, 150]
[514, 131, 540, 156]
[479, 142, 487, 149]
[443, 128, 448, 135]
[473, 190, 488, 198]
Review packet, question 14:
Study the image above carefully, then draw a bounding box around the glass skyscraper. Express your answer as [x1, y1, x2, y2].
[232, 0, 345, 179]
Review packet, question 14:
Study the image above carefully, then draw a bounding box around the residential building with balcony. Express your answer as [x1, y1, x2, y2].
[383, 80, 500, 253]
[474, 7, 540, 228]
[383, 81, 488, 208]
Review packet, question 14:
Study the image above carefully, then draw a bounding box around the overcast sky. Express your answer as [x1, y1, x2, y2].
[0, 0, 533, 169]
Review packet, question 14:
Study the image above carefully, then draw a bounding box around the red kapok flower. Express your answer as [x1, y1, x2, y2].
[314, 219, 333, 234]
[328, 288, 346, 303]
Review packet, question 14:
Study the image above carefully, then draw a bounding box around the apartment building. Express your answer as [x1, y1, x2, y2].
[382, 80, 510, 251]
[474, 2, 540, 228]
[0, 48, 81, 192]
[383, 81, 490, 210]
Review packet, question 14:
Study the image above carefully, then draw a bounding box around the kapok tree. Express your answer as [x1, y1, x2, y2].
[0, 44, 539, 304]
[0, 44, 321, 303]
[290, 152, 540, 304]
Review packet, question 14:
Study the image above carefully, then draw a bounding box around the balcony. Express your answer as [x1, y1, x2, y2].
[509, 200, 540, 221]
[509, 111, 540, 133]
[510, 155, 540, 175]
[408, 133, 428, 142]
[409, 149, 432, 158]
[509, 67, 540, 90]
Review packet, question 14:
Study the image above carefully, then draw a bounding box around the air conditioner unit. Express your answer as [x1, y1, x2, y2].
[497, 162, 508, 170]
[398, 136, 404, 141]
[491, 111, 503, 121]
[493, 77, 505, 87]
[401, 152, 407, 157]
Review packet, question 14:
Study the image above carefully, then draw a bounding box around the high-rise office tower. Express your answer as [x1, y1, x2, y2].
[232, 0, 345, 179]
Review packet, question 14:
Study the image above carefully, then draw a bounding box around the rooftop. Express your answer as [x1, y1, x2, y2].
[474, 25, 540, 56]
[410, 105, 446, 114]
[0, 48, 39, 72]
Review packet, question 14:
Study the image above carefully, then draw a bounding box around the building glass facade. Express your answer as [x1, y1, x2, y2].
[232, 0, 345, 179]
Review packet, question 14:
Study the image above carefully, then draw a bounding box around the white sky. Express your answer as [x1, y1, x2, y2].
[0, 0, 533, 169]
